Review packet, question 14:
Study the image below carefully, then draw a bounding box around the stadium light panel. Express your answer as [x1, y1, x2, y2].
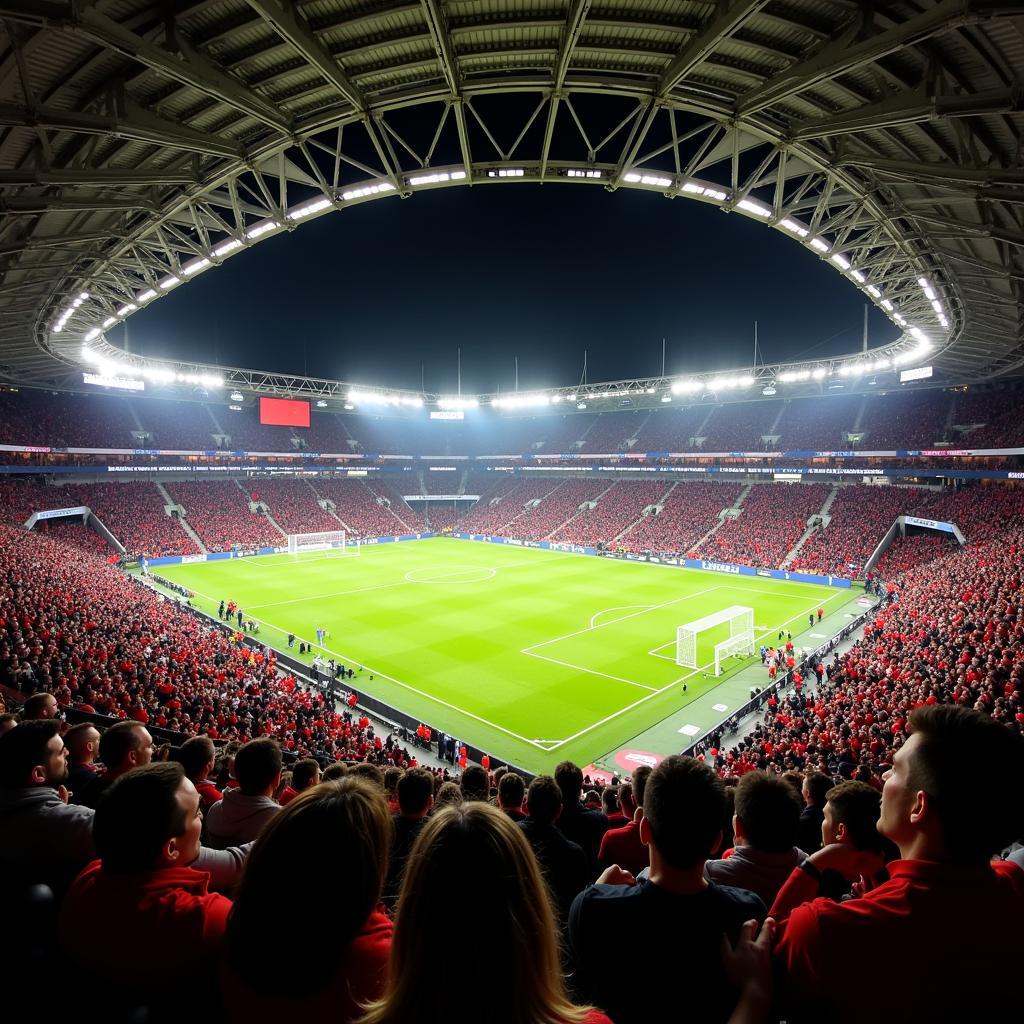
[780, 218, 809, 237]
[245, 221, 279, 240]
[487, 169, 525, 178]
[342, 182, 397, 200]
[115, 303, 137, 316]
[851, 270, 865, 284]
[881, 299, 894, 311]
[287, 197, 333, 221]
[316, 399, 328, 407]
[931, 299, 943, 313]
[84, 328, 101, 342]
[409, 171, 466, 185]
[137, 289, 157, 303]
[661, 394, 672, 402]
[230, 391, 244, 402]
[893, 314, 907, 327]
[809, 238, 830, 253]
[867, 285, 882, 298]
[576, 402, 587, 409]
[229, 405, 242, 411]
[624, 172, 673, 187]
[79, 292, 89, 300]
[671, 380, 703, 395]
[812, 367, 827, 379]
[682, 182, 727, 200]
[212, 239, 243, 258]
[102, 316, 116, 328]
[158, 276, 180, 290]
[438, 397, 479, 410]
[492, 393, 550, 410]
[567, 169, 601, 178]
[830, 253, 851, 270]
[737, 199, 771, 217]
[181, 258, 210, 276]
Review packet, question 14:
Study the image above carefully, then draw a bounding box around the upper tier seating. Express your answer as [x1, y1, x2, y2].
[701, 401, 782, 451]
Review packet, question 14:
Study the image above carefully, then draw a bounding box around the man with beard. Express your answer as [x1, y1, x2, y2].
[0, 720, 95, 890]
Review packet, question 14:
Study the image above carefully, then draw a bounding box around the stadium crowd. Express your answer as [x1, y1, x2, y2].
[164, 481, 282, 552]
[0, 479, 1021, 1022]
[703, 483, 832, 568]
[620, 481, 745, 555]
[549, 481, 667, 547]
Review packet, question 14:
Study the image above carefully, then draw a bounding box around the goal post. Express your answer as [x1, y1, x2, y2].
[676, 605, 755, 676]
[286, 530, 360, 557]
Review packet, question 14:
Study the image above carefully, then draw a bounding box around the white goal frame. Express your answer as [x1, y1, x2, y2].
[676, 605, 755, 676]
[286, 530, 360, 557]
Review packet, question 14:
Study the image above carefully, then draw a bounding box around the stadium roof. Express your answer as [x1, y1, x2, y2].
[1, 0, 1022, 392]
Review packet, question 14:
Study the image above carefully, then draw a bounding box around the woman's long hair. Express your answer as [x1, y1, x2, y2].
[225, 778, 391, 993]
[360, 802, 591, 1024]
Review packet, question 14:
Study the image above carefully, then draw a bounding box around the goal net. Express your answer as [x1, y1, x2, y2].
[286, 530, 360, 557]
[676, 605, 755, 676]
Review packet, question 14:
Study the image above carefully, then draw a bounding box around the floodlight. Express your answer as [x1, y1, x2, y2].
[810, 237, 830, 253]
[737, 199, 771, 217]
[830, 253, 851, 270]
[230, 391, 244, 402]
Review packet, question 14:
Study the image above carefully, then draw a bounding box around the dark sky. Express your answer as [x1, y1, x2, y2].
[121, 183, 894, 394]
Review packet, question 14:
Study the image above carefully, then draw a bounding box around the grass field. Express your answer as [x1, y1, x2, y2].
[153, 537, 850, 774]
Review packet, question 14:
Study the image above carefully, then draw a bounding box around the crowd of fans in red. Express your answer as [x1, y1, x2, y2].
[722, 494, 1024, 779]
[549, 481, 667, 546]
[790, 485, 924, 577]
[619, 480, 745, 555]
[504, 478, 609, 539]
[703, 483, 832, 568]
[313, 479, 420, 537]
[164, 481, 282, 552]
[246, 479, 341, 536]
[0, 473, 1022, 1023]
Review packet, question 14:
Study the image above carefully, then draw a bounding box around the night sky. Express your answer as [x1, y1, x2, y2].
[122, 183, 894, 394]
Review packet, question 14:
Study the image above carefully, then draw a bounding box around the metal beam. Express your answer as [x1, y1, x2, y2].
[837, 154, 1024, 186]
[793, 87, 1024, 139]
[71, 8, 292, 134]
[555, 0, 591, 90]
[0, 195, 158, 214]
[0, 168, 198, 186]
[737, 0, 1015, 117]
[245, 0, 366, 113]
[0, 102, 243, 159]
[420, 0, 461, 95]
[658, 0, 769, 97]
[0, 232, 120, 257]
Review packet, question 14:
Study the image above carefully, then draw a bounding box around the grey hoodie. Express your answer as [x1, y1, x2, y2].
[0, 785, 96, 887]
[204, 789, 280, 848]
[0, 784, 252, 891]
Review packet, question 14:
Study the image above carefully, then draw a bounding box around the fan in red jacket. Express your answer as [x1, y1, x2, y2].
[59, 762, 231, 1000]
[771, 706, 1024, 1023]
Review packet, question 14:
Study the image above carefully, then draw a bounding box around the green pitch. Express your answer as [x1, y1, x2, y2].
[152, 538, 850, 775]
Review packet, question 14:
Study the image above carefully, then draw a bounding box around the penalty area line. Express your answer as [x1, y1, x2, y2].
[542, 588, 851, 751]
